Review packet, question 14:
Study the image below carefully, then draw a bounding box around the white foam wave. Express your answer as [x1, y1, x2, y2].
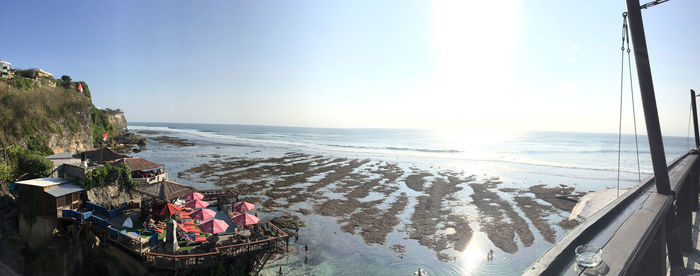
[129, 124, 655, 175]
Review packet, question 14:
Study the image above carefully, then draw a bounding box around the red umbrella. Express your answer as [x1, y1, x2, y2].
[199, 219, 229, 234]
[182, 192, 204, 201]
[233, 201, 255, 212]
[158, 203, 182, 216]
[231, 212, 259, 226]
[185, 199, 210, 209]
[190, 208, 216, 220]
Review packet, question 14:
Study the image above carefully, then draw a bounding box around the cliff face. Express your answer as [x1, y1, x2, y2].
[106, 111, 127, 132]
[45, 107, 93, 153]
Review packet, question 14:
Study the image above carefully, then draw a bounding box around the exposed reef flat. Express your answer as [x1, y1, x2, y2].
[179, 152, 581, 260]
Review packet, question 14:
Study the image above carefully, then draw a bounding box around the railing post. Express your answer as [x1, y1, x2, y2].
[694, 164, 700, 211]
[665, 208, 684, 266]
[692, 89, 700, 148]
[625, 0, 672, 195]
[677, 178, 693, 252]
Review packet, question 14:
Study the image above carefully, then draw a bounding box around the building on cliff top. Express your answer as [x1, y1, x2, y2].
[110, 157, 167, 184]
[14, 177, 85, 246]
[0, 60, 11, 78]
[80, 147, 127, 164]
[28, 68, 53, 78]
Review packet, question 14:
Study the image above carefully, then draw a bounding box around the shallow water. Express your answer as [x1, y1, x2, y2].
[129, 122, 691, 275]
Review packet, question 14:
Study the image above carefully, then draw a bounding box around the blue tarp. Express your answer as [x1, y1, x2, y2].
[150, 233, 159, 247]
[108, 208, 123, 219]
[86, 202, 123, 218]
[62, 209, 77, 218]
[81, 211, 92, 220]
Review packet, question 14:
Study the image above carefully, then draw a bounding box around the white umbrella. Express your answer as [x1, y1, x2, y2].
[122, 217, 134, 228]
[569, 188, 629, 220]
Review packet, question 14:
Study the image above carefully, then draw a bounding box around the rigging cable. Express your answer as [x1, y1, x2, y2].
[624, 14, 643, 184]
[617, 13, 628, 198]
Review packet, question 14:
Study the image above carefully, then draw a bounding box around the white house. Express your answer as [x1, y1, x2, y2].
[0, 60, 10, 78]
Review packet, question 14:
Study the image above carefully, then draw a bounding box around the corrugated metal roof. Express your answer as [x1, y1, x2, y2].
[15, 177, 70, 188]
[111, 157, 163, 171]
[46, 152, 76, 159]
[45, 183, 85, 197]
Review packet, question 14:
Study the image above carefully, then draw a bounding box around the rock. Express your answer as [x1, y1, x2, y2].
[86, 185, 142, 209]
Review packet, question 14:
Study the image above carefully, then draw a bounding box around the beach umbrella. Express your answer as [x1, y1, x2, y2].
[231, 212, 259, 226]
[182, 192, 204, 201]
[122, 217, 133, 228]
[233, 201, 255, 212]
[159, 203, 182, 216]
[199, 218, 229, 234]
[190, 208, 217, 220]
[185, 199, 210, 209]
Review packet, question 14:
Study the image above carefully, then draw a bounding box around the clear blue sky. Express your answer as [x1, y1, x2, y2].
[2, 0, 699, 136]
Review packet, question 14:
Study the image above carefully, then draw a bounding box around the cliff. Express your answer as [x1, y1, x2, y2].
[0, 76, 125, 154]
[105, 109, 127, 132]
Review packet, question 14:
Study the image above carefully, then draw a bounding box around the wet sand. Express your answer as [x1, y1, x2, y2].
[178, 152, 582, 261]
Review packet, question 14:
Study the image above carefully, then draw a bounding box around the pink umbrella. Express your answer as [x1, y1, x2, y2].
[233, 201, 255, 212]
[231, 212, 259, 226]
[190, 208, 216, 220]
[199, 218, 229, 234]
[185, 199, 210, 209]
[182, 192, 204, 201]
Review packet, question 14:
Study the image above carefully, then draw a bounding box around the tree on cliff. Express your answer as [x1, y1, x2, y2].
[61, 75, 72, 89]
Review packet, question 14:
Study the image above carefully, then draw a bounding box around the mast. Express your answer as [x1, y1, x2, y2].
[625, 0, 671, 195]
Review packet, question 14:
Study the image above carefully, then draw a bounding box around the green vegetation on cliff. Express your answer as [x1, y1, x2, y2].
[90, 106, 118, 146]
[0, 146, 54, 185]
[84, 163, 135, 189]
[0, 79, 91, 146]
[0, 72, 121, 189]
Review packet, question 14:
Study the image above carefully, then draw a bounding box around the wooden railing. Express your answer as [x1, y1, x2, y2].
[525, 150, 700, 275]
[142, 220, 289, 270]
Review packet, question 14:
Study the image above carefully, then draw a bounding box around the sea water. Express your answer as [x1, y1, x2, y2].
[128, 122, 691, 275]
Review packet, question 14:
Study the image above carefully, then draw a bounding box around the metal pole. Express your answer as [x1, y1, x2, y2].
[692, 89, 700, 148]
[625, 0, 671, 195]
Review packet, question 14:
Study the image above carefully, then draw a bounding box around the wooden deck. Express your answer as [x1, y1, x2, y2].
[142, 220, 289, 270]
[525, 151, 700, 275]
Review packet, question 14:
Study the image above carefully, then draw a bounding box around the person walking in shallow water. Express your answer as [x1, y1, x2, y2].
[487, 249, 494, 262]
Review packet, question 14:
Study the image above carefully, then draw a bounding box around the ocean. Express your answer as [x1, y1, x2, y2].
[128, 122, 692, 275]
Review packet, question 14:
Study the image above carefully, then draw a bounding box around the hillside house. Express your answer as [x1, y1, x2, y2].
[110, 157, 168, 184]
[15, 178, 85, 246]
[0, 60, 10, 78]
[28, 68, 53, 78]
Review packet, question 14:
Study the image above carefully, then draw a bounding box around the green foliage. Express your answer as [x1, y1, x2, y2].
[78, 81, 91, 98]
[61, 75, 73, 84]
[14, 69, 34, 79]
[17, 152, 53, 178]
[84, 163, 134, 189]
[91, 106, 117, 146]
[1, 145, 53, 181]
[26, 135, 53, 156]
[7, 75, 35, 90]
[0, 162, 12, 185]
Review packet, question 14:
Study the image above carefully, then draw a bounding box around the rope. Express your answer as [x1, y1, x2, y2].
[624, 16, 642, 184]
[617, 13, 628, 198]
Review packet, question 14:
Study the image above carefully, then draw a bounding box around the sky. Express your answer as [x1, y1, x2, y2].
[2, 0, 700, 136]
